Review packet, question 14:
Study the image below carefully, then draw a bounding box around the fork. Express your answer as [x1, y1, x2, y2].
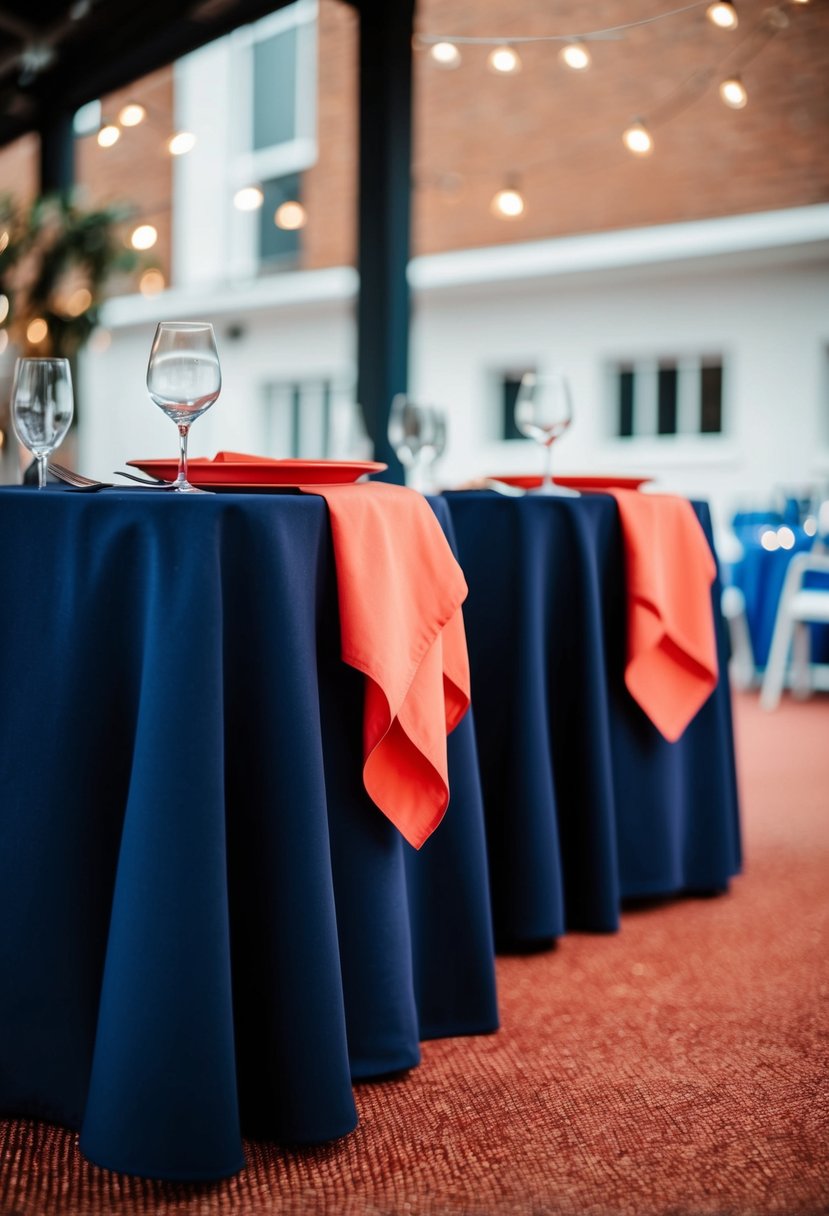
[47, 463, 113, 491]
[112, 470, 171, 486]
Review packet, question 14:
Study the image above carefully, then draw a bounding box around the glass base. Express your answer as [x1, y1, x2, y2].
[169, 478, 213, 495]
[531, 481, 581, 498]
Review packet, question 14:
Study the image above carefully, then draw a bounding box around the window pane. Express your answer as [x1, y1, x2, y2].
[260, 173, 302, 266]
[700, 362, 723, 433]
[618, 366, 634, 437]
[253, 27, 297, 150]
[502, 374, 528, 440]
[657, 364, 678, 435]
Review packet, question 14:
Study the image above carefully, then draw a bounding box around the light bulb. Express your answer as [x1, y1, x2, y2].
[487, 45, 521, 74]
[0, 293, 8, 323]
[130, 224, 158, 251]
[560, 41, 591, 70]
[274, 201, 307, 230]
[707, 0, 738, 28]
[168, 131, 196, 155]
[0, 230, 9, 253]
[65, 287, 92, 316]
[491, 187, 525, 220]
[623, 121, 653, 155]
[97, 123, 120, 148]
[430, 41, 461, 69]
[719, 76, 747, 107]
[118, 103, 146, 127]
[27, 318, 48, 344]
[234, 186, 264, 211]
[139, 269, 166, 296]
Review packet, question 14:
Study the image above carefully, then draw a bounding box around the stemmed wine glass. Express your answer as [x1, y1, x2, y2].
[11, 357, 74, 489]
[514, 370, 577, 496]
[388, 395, 443, 492]
[146, 322, 221, 494]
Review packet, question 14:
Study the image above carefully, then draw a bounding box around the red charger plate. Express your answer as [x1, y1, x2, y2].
[490, 474, 651, 491]
[127, 457, 387, 488]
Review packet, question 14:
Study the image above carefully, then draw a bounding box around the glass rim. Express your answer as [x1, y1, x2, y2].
[154, 320, 215, 331]
[13, 356, 71, 365]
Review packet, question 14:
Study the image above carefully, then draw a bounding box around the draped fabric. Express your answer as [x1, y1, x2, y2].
[0, 488, 498, 1181]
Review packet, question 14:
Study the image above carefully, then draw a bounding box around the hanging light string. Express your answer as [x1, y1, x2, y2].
[416, 0, 807, 213]
[644, 6, 786, 127]
[415, 1, 710, 47]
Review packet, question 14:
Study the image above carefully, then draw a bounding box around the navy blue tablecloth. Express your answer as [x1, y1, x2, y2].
[443, 491, 742, 944]
[0, 486, 498, 1181]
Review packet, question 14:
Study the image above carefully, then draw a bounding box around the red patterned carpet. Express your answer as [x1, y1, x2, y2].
[2, 691, 827, 1216]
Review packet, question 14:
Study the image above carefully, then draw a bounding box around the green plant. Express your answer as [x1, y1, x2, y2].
[0, 193, 139, 358]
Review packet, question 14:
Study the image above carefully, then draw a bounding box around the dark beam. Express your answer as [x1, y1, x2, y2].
[355, 0, 414, 483]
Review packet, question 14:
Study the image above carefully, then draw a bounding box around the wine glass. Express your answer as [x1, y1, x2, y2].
[514, 370, 577, 496]
[11, 357, 74, 489]
[387, 395, 441, 491]
[146, 322, 221, 494]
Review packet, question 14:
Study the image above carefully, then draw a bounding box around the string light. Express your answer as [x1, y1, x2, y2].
[487, 45, 522, 74]
[168, 131, 196, 155]
[65, 287, 92, 316]
[139, 269, 165, 295]
[26, 318, 48, 344]
[0, 230, 9, 253]
[118, 103, 146, 127]
[274, 200, 307, 230]
[707, 0, 738, 29]
[430, 41, 461, 68]
[234, 186, 264, 211]
[490, 185, 525, 219]
[96, 123, 120, 148]
[130, 224, 158, 250]
[719, 75, 747, 107]
[623, 120, 654, 154]
[0, 293, 8, 323]
[560, 41, 591, 70]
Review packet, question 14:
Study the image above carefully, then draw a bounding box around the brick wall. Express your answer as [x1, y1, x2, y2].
[1, 0, 826, 281]
[75, 67, 174, 289]
[411, 0, 829, 255]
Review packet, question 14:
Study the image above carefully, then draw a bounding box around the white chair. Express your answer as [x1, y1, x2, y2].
[760, 553, 829, 709]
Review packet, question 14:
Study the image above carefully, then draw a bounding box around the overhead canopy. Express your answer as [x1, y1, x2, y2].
[0, 0, 342, 148]
[0, 0, 411, 480]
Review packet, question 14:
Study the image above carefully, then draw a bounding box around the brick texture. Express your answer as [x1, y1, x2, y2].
[0, 0, 826, 282]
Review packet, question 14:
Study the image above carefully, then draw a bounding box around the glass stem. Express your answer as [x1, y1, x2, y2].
[177, 424, 190, 485]
[541, 440, 555, 494]
[37, 455, 47, 489]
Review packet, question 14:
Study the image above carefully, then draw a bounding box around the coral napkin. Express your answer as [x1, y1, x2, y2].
[300, 480, 471, 849]
[606, 489, 719, 742]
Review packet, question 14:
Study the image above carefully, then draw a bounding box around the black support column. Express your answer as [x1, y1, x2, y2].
[38, 107, 75, 195]
[356, 0, 415, 483]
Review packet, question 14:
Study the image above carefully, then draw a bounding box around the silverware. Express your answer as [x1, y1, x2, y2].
[47, 463, 112, 491]
[113, 470, 171, 487]
[484, 478, 526, 497]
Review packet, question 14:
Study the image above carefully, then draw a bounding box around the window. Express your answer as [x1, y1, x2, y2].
[259, 173, 303, 268]
[264, 378, 334, 458]
[499, 369, 535, 440]
[610, 356, 724, 438]
[230, 0, 317, 274]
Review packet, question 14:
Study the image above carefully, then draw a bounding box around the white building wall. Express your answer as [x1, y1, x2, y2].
[73, 215, 829, 537]
[410, 252, 829, 527]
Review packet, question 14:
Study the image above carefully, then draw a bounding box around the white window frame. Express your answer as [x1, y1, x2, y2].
[226, 0, 318, 279]
[606, 353, 727, 441]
